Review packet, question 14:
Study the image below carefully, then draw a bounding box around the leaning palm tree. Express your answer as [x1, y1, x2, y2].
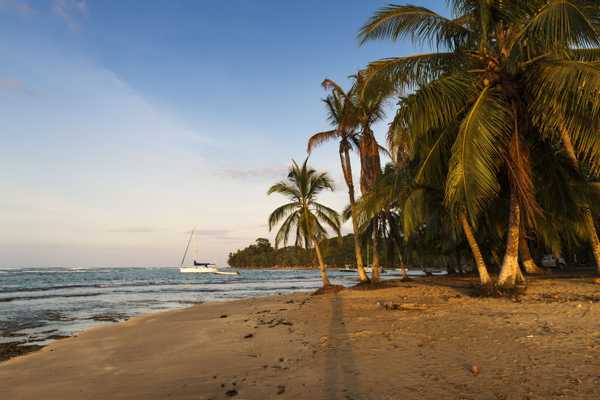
[360, 1, 600, 287]
[308, 84, 369, 282]
[267, 159, 341, 287]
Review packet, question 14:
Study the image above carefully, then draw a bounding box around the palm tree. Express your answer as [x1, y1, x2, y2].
[267, 159, 341, 287]
[351, 163, 410, 282]
[321, 76, 391, 282]
[360, 1, 600, 287]
[307, 83, 369, 282]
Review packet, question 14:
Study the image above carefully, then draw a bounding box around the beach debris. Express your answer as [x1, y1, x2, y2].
[285, 300, 295, 304]
[534, 293, 600, 303]
[376, 301, 427, 311]
[0, 342, 44, 363]
[89, 313, 129, 323]
[225, 389, 238, 397]
[312, 284, 345, 295]
[257, 318, 293, 328]
[220, 314, 228, 318]
[243, 333, 254, 339]
[46, 334, 70, 341]
[277, 385, 286, 395]
[470, 364, 481, 376]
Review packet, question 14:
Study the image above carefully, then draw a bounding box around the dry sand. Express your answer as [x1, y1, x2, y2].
[1, 276, 599, 399]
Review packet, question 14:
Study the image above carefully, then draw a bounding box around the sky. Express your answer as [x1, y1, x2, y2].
[0, 0, 445, 267]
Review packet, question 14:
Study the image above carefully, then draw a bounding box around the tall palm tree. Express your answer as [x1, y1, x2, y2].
[307, 84, 369, 282]
[360, 1, 600, 287]
[267, 159, 341, 287]
[321, 76, 391, 282]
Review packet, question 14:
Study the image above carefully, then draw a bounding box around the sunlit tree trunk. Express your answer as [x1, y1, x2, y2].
[519, 236, 545, 274]
[359, 127, 382, 282]
[498, 192, 521, 288]
[560, 123, 600, 274]
[341, 148, 369, 282]
[460, 212, 492, 287]
[398, 255, 408, 279]
[371, 233, 381, 283]
[313, 239, 330, 287]
[516, 263, 526, 285]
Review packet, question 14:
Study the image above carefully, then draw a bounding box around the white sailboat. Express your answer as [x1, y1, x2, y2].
[179, 228, 239, 275]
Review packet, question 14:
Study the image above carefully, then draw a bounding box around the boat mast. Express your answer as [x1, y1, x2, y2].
[180, 228, 195, 267]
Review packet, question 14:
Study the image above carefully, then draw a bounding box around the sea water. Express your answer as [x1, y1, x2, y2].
[0, 266, 414, 346]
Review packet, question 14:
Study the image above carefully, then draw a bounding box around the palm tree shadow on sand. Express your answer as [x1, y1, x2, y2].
[324, 293, 364, 400]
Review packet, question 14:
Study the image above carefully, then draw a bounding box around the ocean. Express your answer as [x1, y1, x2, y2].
[0, 266, 417, 347]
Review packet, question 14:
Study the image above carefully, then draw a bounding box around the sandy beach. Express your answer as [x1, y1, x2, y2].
[1, 276, 599, 399]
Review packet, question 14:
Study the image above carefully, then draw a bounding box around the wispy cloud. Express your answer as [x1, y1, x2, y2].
[0, 0, 33, 15]
[214, 235, 255, 241]
[107, 226, 164, 233]
[52, 0, 87, 31]
[184, 229, 230, 236]
[0, 79, 34, 95]
[218, 165, 288, 180]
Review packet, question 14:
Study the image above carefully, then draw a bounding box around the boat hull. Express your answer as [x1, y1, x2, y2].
[179, 267, 239, 275]
[179, 266, 218, 273]
[212, 270, 239, 276]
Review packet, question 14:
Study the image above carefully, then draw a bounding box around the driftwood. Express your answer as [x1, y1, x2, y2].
[376, 301, 428, 311]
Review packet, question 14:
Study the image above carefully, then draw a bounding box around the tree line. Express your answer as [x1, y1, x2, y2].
[227, 236, 399, 269]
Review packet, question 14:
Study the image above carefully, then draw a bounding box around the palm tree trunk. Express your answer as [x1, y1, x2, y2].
[498, 192, 521, 289]
[460, 212, 492, 287]
[583, 209, 600, 275]
[560, 123, 600, 274]
[399, 254, 408, 279]
[519, 236, 545, 274]
[516, 263, 526, 285]
[371, 238, 381, 283]
[341, 148, 369, 282]
[313, 239, 330, 287]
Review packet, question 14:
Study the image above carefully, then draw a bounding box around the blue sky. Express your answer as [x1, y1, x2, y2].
[0, 0, 445, 267]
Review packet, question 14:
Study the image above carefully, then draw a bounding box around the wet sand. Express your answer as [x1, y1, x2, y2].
[1, 276, 599, 399]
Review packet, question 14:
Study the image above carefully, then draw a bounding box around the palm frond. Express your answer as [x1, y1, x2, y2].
[390, 73, 475, 150]
[358, 4, 471, 49]
[362, 52, 460, 94]
[517, 0, 600, 52]
[268, 202, 299, 231]
[274, 212, 299, 248]
[445, 87, 513, 222]
[307, 130, 339, 153]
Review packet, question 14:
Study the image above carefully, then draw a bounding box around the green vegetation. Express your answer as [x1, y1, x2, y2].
[227, 236, 399, 270]
[228, 235, 378, 268]
[266, 159, 341, 286]
[355, 0, 600, 289]
[230, 1, 600, 291]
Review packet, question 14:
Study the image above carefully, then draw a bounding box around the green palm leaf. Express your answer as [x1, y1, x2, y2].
[445, 87, 513, 221]
[358, 4, 471, 48]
